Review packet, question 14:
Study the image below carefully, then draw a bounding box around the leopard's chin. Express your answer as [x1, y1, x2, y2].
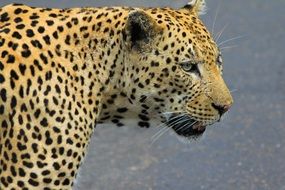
[166, 115, 206, 138]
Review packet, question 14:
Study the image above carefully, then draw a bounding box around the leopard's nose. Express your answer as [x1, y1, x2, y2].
[212, 103, 231, 116]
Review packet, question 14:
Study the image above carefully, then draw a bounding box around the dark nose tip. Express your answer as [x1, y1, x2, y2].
[212, 103, 231, 116]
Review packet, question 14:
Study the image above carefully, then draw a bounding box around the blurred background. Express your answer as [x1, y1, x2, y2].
[1, 0, 285, 190]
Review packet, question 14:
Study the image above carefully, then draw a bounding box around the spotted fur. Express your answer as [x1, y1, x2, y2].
[0, 1, 233, 189]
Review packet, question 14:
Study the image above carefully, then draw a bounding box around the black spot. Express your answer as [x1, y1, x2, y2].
[37, 161, 46, 168]
[38, 26, 45, 33]
[138, 83, 144, 88]
[16, 24, 25, 30]
[150, 61, 159, 67]
[20, 103, 28, 112]
[139, 114, 149, 121]
[17, 181, 25, 187]
[17, 142, 27, 151]
[40, 53, 48, 64]
[62, 178, 70, 186]
[166, 57, 172, 64]
[28, 179, 39, 187]
[57, 26, 64, 32]
[138, 121, 150, 128]
[43, 178, 52, 183]
[14, 17, 22, 23]
[19, 168, 26, 176]
[66, 138, 73, 145]
[53, 126, 60, 133]
[0, 12, 9, 22]
[32, 143, 38, 153]
[10, 96, 17, 109]
[34, 60, 43, 72]
[26, 29, 35, 37]
[46, 20, 54, 26]
[23, 161, 34, 168]
[31, 20, 39, 27]
[0, 61, 3, 70]
[53, 162, 60, 170]
[55, 84, 61, 94]
[52, 31, 59, 39]
[49, 13, 57, 18]
[66, 22, 72, 28]
[1, 50, 8, 58]
[0, 73, 5, 86]
[1, 28, 10, 34]
[0, 105, 4, 114]
[43, 35, 51, 45]
[19, 86, 24, 98]
[163, 45, 169, 51]
[21, 49, 31, 58]
[19, 64, 27, 75]
[34, 109, 41, 118]
[14, 8, 22, 15]
[10, 69, 19, 80]
[45, 71, 52, 81]
[29, 15, 39, 20]
[31, 40, 43, 49]
[40, 118, 48, 127]
[65, 35, 71, 45]
[44, 85, 51, 96]
[12, 31, 22, 39]
[7, 55, 15, 63]
[42, 170, 50, 176]
[30, 173, 38, 179]
[117, 107, 128, 113]
[0, 38, 5, 46]
[8, 41, 19, 50]
[46, 138, 53, 145]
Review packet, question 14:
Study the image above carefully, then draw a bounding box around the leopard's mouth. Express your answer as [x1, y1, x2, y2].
[166, 115, 206, 138]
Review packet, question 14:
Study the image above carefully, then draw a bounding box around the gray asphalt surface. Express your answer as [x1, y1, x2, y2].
[1, 0, 285, 190]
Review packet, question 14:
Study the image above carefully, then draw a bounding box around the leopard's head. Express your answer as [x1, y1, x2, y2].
[122, 0, 233, 138]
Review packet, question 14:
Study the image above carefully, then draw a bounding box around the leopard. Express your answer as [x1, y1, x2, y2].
[0, 0, 233, 189]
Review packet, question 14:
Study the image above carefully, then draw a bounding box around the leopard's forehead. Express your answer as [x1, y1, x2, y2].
[143, 8, 219, 63]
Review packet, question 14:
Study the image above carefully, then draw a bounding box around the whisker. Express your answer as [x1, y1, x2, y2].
[151, 120, 187, 145]
[159, 111, 186, 116]
[171, 119, 192, 133]
[211, 0, 222, 36]
[159, 112, 186, 125]
[230, 89, 238, 93]
[220, 45, 238, 51]
[215, 24, 228, 43]
[150, 126, 168, 143]
[170, 114, 194, 132]
[154, 113, 187, 134]
[151, 114, 185, 138]
[151, 114, 187, 144]
[139, 94, 152, 104]
[159, 110, 187, 122]
[218, 35, 245, 47]
[220, 45, 238, 53]
[180, 121, 198, 133]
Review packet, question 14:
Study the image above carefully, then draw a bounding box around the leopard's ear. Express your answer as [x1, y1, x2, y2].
[123, 10, 162, 51]
[182, 0, 207, 15]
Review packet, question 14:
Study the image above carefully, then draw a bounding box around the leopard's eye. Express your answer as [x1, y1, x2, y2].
[181, 61, 193, 72]
[217, 54, 223, 66]
[180, 61, 200, 76]
[217, 54, 224, 74]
